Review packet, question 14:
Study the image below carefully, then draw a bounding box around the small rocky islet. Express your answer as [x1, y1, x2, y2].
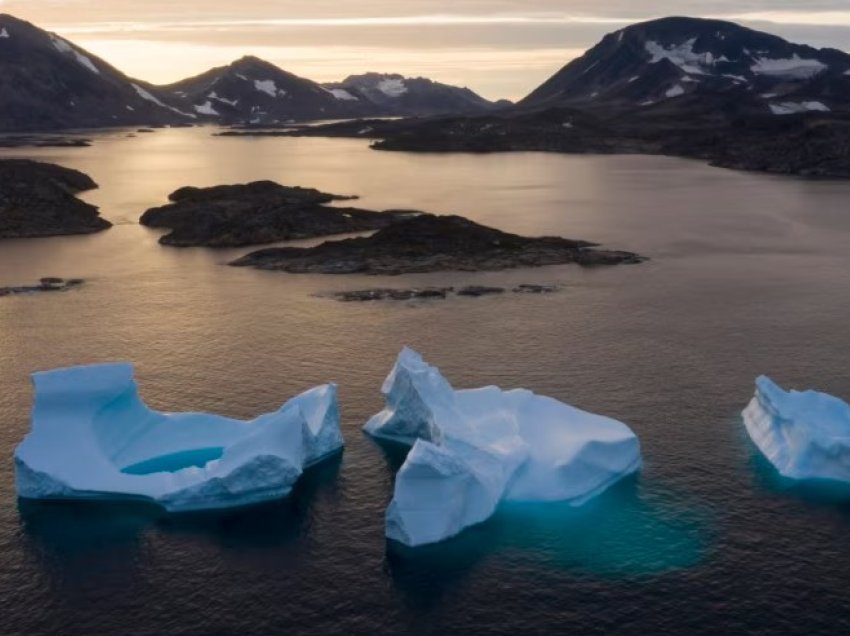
[231, 213, 645, 275]
[0, 159, 110, 238]
[0, 277, 84, 297]
[326, 284, 559, 303]
[139, 180, 417, 247]
[0, 135, 91, 148]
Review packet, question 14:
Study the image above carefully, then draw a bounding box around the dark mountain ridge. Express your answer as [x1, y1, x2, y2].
[0, 14, 502, 131]
[0, 14, 194, 131]
[323, 72, 505, 117]
[521, 16, 850, 117]
[264, 17, 850, 179]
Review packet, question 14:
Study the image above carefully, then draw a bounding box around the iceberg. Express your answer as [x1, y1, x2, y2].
[743, 376, 850, 483]
[15, 363, 343, 512]
[366, 348, 642, 546]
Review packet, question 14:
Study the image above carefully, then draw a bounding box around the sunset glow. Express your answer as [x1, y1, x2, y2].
[1, 1, 849, 108]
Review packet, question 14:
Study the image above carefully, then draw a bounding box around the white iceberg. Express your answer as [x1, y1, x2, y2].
[366, 348, 642, 546]
[743, 376, 850, 483]
[15, 363, 343, 512]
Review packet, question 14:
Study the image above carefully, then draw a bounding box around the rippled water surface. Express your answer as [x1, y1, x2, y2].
[1, 128, 850, 635]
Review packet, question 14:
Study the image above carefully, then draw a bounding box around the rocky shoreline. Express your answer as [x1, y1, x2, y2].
[326, 284, 559, 302]
[232, 214, 645, 275]
[140, 180, 417, 247]
[0, 277, 84, 297]
[234, 108, 850, 179]
[0, 135, 91, 148]
[0, 160, 110, 238]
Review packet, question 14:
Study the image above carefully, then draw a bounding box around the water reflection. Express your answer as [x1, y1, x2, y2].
[386, 476, 705, 579]
[377, 436, 707, 602]
[17, 452, 343, 590]
[748, 449, 850, 509]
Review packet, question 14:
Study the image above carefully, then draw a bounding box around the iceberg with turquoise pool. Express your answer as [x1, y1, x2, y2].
[15, 363, 343, 512]
[365, 348, 642, 547]
[743, 375, 850, 483]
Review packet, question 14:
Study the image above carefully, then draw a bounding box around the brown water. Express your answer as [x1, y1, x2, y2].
[1, 127, 850, 635]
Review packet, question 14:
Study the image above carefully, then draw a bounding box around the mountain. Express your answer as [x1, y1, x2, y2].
[0, 14, 194, 131]
[0, 13, 506, 130]
[521, 16, 850, 117]
[163, 65, 504, 124]
[323, 73, 506, 117]
[276, 17, 850, 178]
[161, 56, 372, 124]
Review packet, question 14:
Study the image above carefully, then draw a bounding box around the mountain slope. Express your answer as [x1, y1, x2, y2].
[0, 13, 508, 130]
[324, 73, 505, 117]
[161, 56, 371, 124]
[521, 16, 850, 116]
[0, 14, 194, 131]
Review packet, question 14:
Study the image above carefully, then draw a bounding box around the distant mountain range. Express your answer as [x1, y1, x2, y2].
[0, 13, 505, 132]
[265, 17, 850, 178]
[4, 9, 850, 169]
[324, 73, 512, 117]
[162, 56, 367, 124]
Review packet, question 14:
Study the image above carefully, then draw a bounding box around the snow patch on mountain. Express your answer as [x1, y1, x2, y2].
[254, 79, 284, 98]
[0, 27, 10, 39]
[132, 84, 196, 118]
[751, 55, 827, 79]
[645, 38, 720, 75]
[666, 84, 685, 98]
[209, 91, 238, 107]
[378, 78, 408, 97]
[194, 101, 219, 116]
[769, 101, 830, 115]
[327, 88, 358, 101]
[50, 35, 100, 75]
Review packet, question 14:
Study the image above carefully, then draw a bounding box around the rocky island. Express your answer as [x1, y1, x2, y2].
[326, 284, 559, 302]
[0, 277, 84, 297]
[140, 180, 416, 247]
[231, 214, 644, 274]
[0, 160, 110, 238]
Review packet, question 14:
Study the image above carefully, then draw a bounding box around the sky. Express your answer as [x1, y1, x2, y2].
[2, 1, 850, 100]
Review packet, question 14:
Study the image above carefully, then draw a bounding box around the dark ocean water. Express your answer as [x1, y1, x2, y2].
[1, 128, 850, 635]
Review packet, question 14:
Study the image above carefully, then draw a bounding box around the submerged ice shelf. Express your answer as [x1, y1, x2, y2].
[15, 363, 343, 512]
[365, 348, 642, 547]
[743, 376, 850, 483]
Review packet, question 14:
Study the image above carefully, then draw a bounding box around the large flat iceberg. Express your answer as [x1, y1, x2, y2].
[743, 376, 850, 483]
[365, 348, 642, 546]
[15, 363, 343, 512]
